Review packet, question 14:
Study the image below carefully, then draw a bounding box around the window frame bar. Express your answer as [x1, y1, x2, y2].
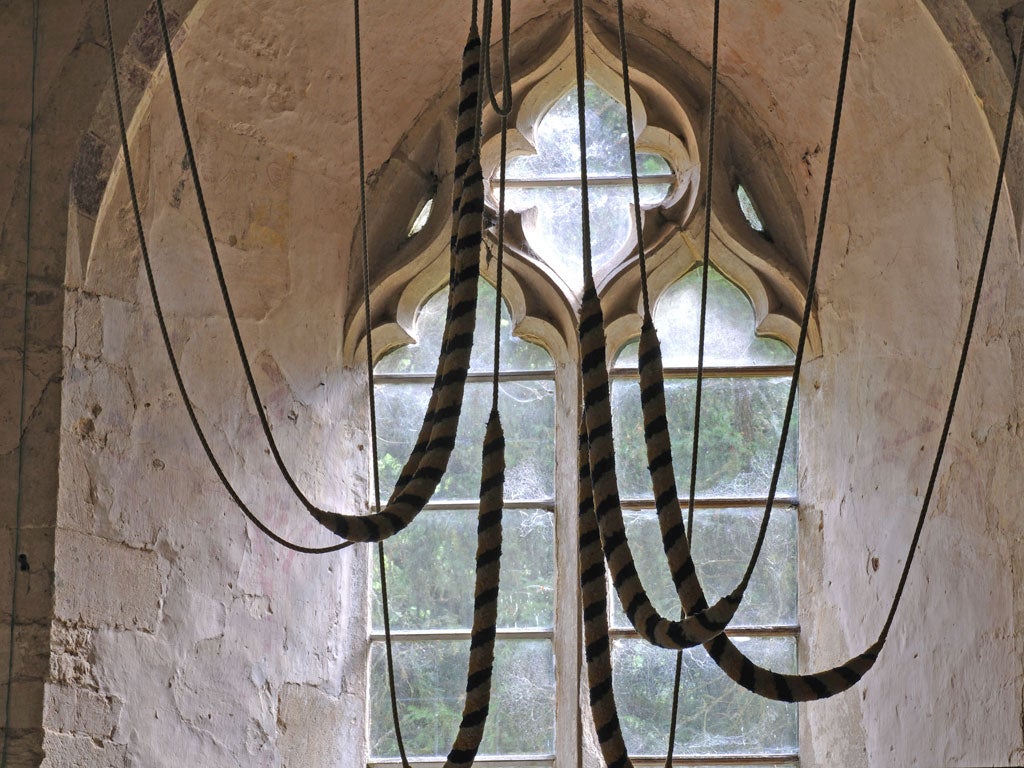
[609, 365, 794, 380]
[374, 370, 556, 385]
[498, 173, 676, 188]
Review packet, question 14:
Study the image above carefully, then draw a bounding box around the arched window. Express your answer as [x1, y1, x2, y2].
[366, 35, 802, 768]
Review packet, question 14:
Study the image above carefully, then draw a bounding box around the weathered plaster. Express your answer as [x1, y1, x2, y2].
[2, 0, 1023, 765]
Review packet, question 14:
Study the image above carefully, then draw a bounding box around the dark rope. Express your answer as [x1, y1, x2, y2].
[572, 0, 597, 292]
[880, 9, 1024, 641]
[670, 0, 720, 758]
[376, 543, 409, 767]
[2, 0, 38, 763]
[615, 0, 652, 319]
[492, 117, 509, 408]
[155, 0, 481, 545]
[153, 0, 360, 524]
[351, 0, 409, 761]
[738, 0, 857, 594]
[688, 0, 719, 562]
[481, 0, 513, 117]
[681, 0, 1022, 704]
[442, 106, 507, 767]
[150, 0, 317, 512]
[104, 0, 349, 555]
[576, 0, 740, 653]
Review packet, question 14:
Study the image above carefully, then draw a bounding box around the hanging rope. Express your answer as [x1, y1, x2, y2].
[312, 22, 486, 543]
[735, 0, 857, 600]
[104, 1, 348, 554]
[443, 239, 506, 768]
[660, 0, 1024, 703]
[152, 0, 482, 545]
[574, 0, 740, 651]
[578, 422, 633, 768]
[878, 0, 1024, 643]
[671, 0, 886, 704]
[2, 0, 39, 764]
[481, 0, 513, 117]
[348, 0, 410, 761]
[377, 22, 484, 544]
[615, 1, 653, 319]
[443, 11, 512, 762]
[667, 0, 719, 759]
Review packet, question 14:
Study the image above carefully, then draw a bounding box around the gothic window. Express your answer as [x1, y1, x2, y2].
[365, 55, 801, 768]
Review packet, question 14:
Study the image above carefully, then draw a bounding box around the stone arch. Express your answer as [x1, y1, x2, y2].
[1, 0, 1021, 764]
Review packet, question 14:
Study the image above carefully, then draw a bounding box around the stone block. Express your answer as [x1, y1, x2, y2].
[4, 525, 55, 625]
[49, 621, 96, 689]
[1, 729, 44, 768]
[40, 731, 128, 768]
[5, 679, 44, 730]
[43, 684, 121, 739]
[71, 291, 103, 359]
[53, 530, 161, 631]
[0, 621, 52, 683]
[100, 296, 136, 366]
[277, 683, 360, 765]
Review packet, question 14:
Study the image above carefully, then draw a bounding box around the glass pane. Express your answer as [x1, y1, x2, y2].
[376, 281, 554, 375]
[370, 639, 555, 759]
[614, 268, 794, 368]
[506, 185, 642, 289]
[609, 507, 797, 628]
[376, 380, 556, 503]
[372, 508, 555, 631]
[506, 82, 669, 179]
[501, 80, 674, 289]
[610, 377, 798, 499]
[737, 184, 765, 232]
[611, 636, 798, 757]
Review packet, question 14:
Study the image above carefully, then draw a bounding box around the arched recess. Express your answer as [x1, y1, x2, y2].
[39, 1, 1024, 766]
[56, 0, 410, 764]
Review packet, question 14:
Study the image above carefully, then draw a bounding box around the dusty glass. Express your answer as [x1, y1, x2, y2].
[369, 639, 555, 758]
[611, 636, 798, 756]
[371, 508, 555, 631]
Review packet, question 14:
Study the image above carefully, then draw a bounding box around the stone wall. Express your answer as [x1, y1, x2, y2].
[798, 6, 1024, 764]
[1, 0, 1023, 766]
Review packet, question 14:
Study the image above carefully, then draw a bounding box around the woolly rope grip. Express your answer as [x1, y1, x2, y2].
[635, 317, 884, 700]
[443, 409, 505, 767]
[312, 155, 484, 541]
[707, 631, 882, 702]
[578, 425, 633, 768]
[311, 35, 485, 542]
[382, 26, 481, 509]
[579, 285, 739, 650]
[635, 319, 706, 601]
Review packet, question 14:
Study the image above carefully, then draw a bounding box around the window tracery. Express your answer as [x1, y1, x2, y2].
[359, 16, 814, 767]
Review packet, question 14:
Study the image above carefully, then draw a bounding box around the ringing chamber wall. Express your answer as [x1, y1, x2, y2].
[1, 0, 1023, 766]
